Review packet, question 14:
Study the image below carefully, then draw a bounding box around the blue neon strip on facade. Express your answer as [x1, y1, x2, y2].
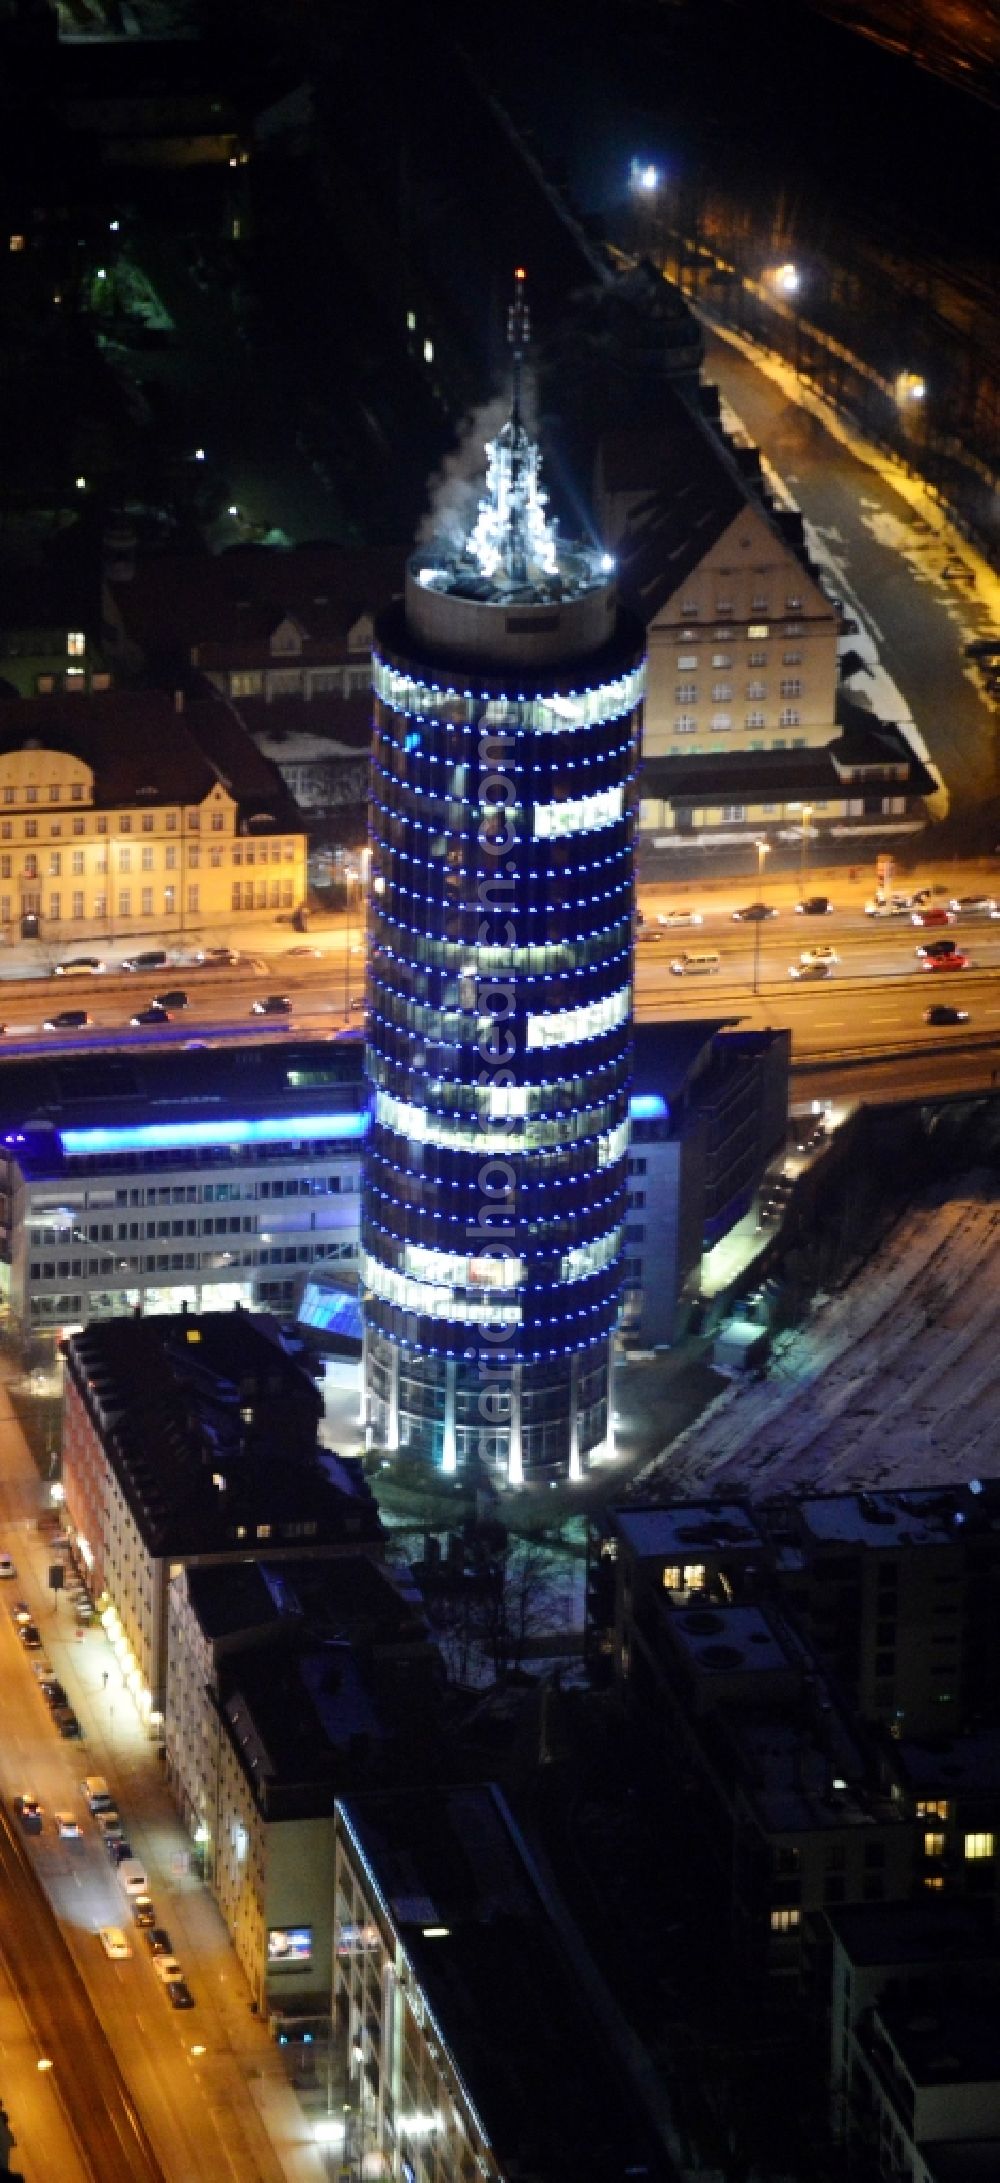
[629, 1094, 667, 1120]
[59, 1112, 369, 1157]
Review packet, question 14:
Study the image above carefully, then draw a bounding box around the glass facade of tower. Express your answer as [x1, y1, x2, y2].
[361, 600, 645, 1483]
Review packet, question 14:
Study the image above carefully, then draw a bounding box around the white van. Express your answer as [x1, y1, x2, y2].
[669, 949, 721, 976]
[118, 1858, 148, 1898]
[82, 1775, 113, 1812]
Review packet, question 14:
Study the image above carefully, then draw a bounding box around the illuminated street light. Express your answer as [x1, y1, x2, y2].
[752, 838, 770, 998]
[194, 448, 206, 462]
[895, 371, 926, 405]
[631, 160, 659, 192]
[75, 476, 87, 491]
[37, 2059, 54, 2074]
[775, 261, 799, 294]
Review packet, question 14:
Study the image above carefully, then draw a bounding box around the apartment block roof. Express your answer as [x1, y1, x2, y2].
[0, 1034, 366, 1180]
[110, 543, 404, 669]
[641, 721, 936, 810]
[64, 1308, 381, 1561]
[0, 689, 303, 831]
[338, 1785, 676, 2183]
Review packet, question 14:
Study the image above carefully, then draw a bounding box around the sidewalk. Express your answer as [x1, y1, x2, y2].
[0, 1358, 328, 2183]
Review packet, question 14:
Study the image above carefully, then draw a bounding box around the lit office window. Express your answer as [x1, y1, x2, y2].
[964, 1833, 995, 1861]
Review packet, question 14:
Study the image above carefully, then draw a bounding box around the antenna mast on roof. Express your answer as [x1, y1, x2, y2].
[506, 266, 529, 585]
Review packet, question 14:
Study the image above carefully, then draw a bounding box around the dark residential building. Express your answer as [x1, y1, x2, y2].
[167, 1554, 441, 2012]
[61, 1306, 383, 1716]
[334, 1786, 677, 2183]
[624, 1019, 789, 1344]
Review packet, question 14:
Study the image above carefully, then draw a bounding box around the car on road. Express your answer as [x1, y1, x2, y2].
[165, 1979, 195, 2009]
[54, 1812, 82, 1839]
[925, 1004, 970, 1025]
[912, 906, 956, 928]
[635, 926, 665, 944]
[0, 1553, 14, 1579]
[656, 908, 704, 928]
[949, 895, 997, 916]
[153, 1954, 184, 1984]
[132, 1896, 156, 1928]
[284, 945, 324, 957]
[789, 961, 834, 980]
[921, 952, 969, 972]
[96, 1809, 125, 1842]
[146, 1927, 173, 1957]
[119, 950, 169, 974]
[799, 943, 839, 966]
[99, 1927, 131, 1960]
[250, 994, 292, 1015]
[203, 947, 240, 966]
[53, 957, 105, 976]
[18, 1621, 41, 1649]
[795, 895, 833, 915]
[108, 1837, 134, 1866]
[732, 902, 777, 921]
[916, 938, 959, 960]
[14, 1794, 42, 1830]
[154, 989, 188, 1010]
[39, 1678, 67, 1708]
[130, 1005, 170, 1026]
[43, 1009, 90, 1030]
[52, 1706, 81, 1738]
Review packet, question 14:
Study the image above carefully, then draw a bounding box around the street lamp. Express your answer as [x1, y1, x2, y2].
[798, 804, 814, 897]
[752, 837, 770, 998]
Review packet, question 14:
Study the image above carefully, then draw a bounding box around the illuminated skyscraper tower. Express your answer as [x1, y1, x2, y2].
[362, 273, 645, 1484]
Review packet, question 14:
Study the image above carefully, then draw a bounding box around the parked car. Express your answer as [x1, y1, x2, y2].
[732, 902, 777, 921]
[250, 994, 292, 1015]
[153, 1954, 184, 1984]
[43, 1009, 90, 1030]
[53, 957, 105, 976]
[949, 895, 997, 916]
[132, 1895, 156, 1928]
[203, 947, 240, 966]
[925, 1004, 970, 1025]
[795, 895, 833, 915]
[19, 1621, 41, 1650]
[656, 908, 704, 928]
[14, 1793, 42, 1831]
[108, 1838, 134, 1866]
[165, 1979, 195, 2009]
[130, 1005, 170, 1026]
[912, 906, 956, 928]
[146, 1928, 173, 1957]
[0, 1552, 15, 1579]
[789, 961, 833, 980]
[799, 944, 839, 966]
[54, 1811, 82, 1839]
[52, 1706, 82, 1738]
[39, 1678, 67, 1708]
[916, 938, 959, 960]
[921, 953, 969, 972]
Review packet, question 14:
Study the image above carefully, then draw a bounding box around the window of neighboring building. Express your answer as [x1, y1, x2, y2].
[711, 652, 732, 669]
[676, 683, 697, 704]
[674, 715, 697, 734]
[1, 791, 12, 807]
[141, 888, 153, 916]
[141, 846, 153, 872]
[73, 818, 85, 837]
[924, 1832, 945, 1858]
[71, 783, 84, 802]
[164, 886, 175, 914]
[786, 596, 803, 611]
[770, 1909, 800, 1933]
[722, 803, 746, 822]
[118, 889, 131, 917]
[711, 712, 732, 731]
[141, 813, 154, 833]
[712, 683, 733, 702]
[189, 845, 200, 869]
[917, 1800, 951, 1821]
[187, 810, 200, 831]
[779, 709, 800, 728]
[24, 819, 37, 839]
[165, 811, 177, 831]
[211, 810, 225, 832]
[965, 1833, 995, 1860]
[780, 678, 802, 698]
[72, 891, 84, 919]
[119, 814, 132, 833]
[677, 654, 698, 670]
[782, 650, 803, 665]
[48, 893, 59, 921]
[67, 631, 85, 657]
[681, 599, 698, 617]
[747, 682, 766, 700]
[165, 846, 177, 870]
[119, 847, 131, 873]
[49, 785, 60, 803]
[188, 885, 199, 915]
[26, 787, 37, 805]
[749, 651, 768, 667]
[748, 623, 769, 639]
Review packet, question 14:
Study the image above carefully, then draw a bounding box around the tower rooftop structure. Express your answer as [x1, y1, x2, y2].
[361, 273, 645, 1486]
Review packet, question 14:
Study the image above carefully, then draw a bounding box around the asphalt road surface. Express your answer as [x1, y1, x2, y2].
[700, 328, 999, 812]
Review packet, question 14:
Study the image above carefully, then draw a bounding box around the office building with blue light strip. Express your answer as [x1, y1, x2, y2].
[361, 275, 646, 1483]
[0, 1040, 366, 1341]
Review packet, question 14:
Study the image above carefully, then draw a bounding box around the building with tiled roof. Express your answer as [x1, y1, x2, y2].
[0, 687, 306, 941]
